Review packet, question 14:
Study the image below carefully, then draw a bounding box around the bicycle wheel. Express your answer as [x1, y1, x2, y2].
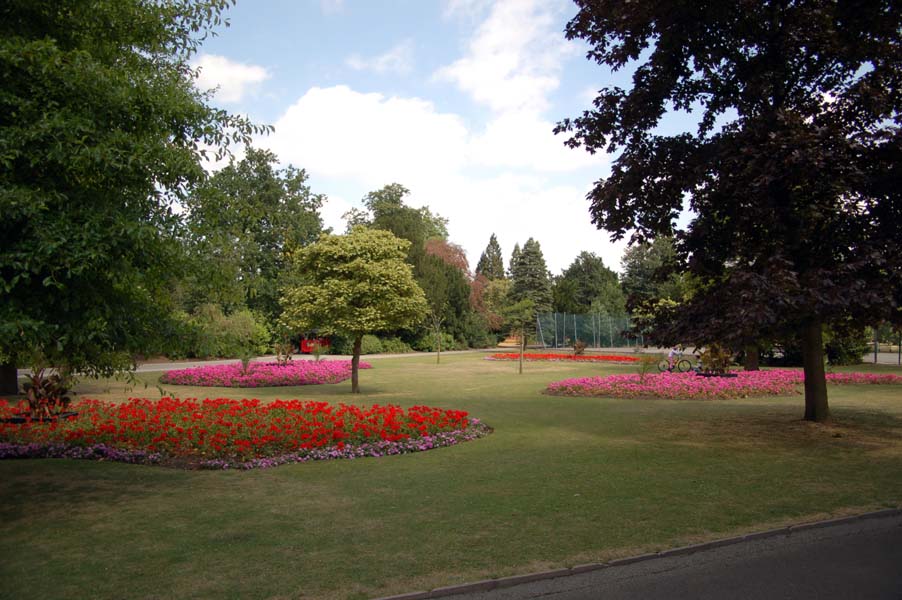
[657, 359, 670, 372]
[676, 359, 692, 373]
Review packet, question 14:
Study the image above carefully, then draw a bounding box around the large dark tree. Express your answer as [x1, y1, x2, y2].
[0, 0, 263, 391]
[558, 0, 902, 421]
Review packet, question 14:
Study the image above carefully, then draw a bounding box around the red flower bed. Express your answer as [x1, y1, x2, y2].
[488, 352, 640, 363]
[0, 398, 490, 469]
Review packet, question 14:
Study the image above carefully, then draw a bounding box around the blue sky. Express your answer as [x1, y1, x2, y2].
[193, 0, 636, 274]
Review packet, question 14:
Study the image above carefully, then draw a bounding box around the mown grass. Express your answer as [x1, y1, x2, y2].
[1, 353, 901, 599]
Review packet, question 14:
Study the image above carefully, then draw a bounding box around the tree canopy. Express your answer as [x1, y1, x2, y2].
[184, 147, 324, 321]
[279, 227, 427, 392]
[553, 251, 625, 315]
[558, 0, 902, 421]
[0, 0, 263, 386]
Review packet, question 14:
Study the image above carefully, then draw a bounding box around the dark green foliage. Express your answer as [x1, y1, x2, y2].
[184, 147, 324, 322]
[558, 0, 902, 421]
[553, 251, 625, 315]
[620, 238, 685, 308]
[329, 335, 384, 356]
[0, 0, 264, 377]
[475, 234, 505, 280]
[379, 337, 413, 354]
[825, 326, 870, 366]
[166, 305, 270, 360]
[510, 238, 553, 314]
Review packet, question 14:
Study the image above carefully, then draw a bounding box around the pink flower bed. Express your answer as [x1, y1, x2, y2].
[159, 361, 372, 388]
[546, 369, 902, 400]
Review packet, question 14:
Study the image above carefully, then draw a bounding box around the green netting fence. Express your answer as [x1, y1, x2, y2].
[536, 313, 640, 349]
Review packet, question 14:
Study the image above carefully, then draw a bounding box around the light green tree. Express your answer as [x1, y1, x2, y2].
[279, 228, 427, 393]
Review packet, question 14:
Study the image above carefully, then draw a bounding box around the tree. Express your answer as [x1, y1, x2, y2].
[510, 238, 553, 314]
[185, 147, 324, 322]
[553, 251, 624, 314]
[475, 234, 506, 280]
[502, 299, 536, 375]
[279, 228, 427, 393]
[508, 243, 522, 280]
[558, 0, 902, 421]
[0, 0, 263, 391]
[619, 238, 686, 308]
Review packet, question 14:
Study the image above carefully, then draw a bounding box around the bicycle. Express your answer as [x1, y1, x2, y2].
[657, 350, 693, 373]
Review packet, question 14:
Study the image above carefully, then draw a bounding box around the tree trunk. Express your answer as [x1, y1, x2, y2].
[351, 335, 362, 393]
[519, 328, 524, 375]
[801, 320, 829, 422]
[743, 344, 760, 371]
[0, 362, 17, 395]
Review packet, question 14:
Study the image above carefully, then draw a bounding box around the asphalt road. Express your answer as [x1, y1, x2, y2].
[441, 513, 902, 600]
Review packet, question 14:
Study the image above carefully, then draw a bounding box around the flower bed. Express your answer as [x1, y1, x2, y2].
[546, 369, 902, 400]
[0, 398, 490, 469]
[488, 353, 640, 363]
[159, 360, 371, 387]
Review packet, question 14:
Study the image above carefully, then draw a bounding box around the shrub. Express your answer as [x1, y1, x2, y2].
[573, 340, 587, 355]
[380, 337, 413, 353]
[167, 305, 270, 359]
[825, 326, 869, 366]
[412, 332, 457, 353]
[329, 334, 384, 355]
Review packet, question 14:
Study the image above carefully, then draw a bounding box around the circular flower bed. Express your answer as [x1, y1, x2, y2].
[546, 369, 902, 400]
[0, 398, 491, 470]
[159, 360, 371, 387]
[488, 352, 640, 363]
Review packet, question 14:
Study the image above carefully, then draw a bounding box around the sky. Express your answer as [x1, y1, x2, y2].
[192, 0, 636, 275]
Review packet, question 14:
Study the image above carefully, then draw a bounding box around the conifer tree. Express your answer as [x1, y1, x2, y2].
[510, 238, 553, 314]
[475, 234, 505, 280]
[508, 243, 522, 280]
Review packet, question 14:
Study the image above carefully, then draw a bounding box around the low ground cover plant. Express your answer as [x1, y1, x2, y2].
[159, 360, 371, 387]
[0, 397, 490, 469]
[488, 352, 640, 363]
[546, 369, 902, 400]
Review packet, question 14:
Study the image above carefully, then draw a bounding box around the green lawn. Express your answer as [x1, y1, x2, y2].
[2, 353, 901, 599]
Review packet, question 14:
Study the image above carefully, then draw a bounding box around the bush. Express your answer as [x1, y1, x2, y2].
[329, 334, 384, 355]
[380, 337, 413, 353]
[412, 332, 457, 353]
[165, 305, 270, 359]
[825, 326, 869, 366]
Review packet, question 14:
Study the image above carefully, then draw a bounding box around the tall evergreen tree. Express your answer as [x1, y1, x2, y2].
[508, 243, 522, 280]
[475, 234, 505, 280]
[510, 238, 553, 314]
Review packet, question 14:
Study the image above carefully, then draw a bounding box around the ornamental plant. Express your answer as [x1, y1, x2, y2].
[546, 369, 902, 400]
[159, 360, 371, 388]
[0, 398, 490, 469]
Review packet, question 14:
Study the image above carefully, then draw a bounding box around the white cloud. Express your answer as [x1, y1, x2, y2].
[319, 194, 354, 234]
[434, 0, 574, 114]
[260, 85, 617, 274]
[346, 40, 414, 75]
[468, 110, 602, 172]
[265, 86, 469, 188]
[192, 54, 269, 103]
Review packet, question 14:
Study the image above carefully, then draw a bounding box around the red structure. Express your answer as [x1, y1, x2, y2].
[299, 337, 330, 354]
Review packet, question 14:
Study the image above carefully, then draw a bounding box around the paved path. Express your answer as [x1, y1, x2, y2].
[437, 512, 902, 600]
